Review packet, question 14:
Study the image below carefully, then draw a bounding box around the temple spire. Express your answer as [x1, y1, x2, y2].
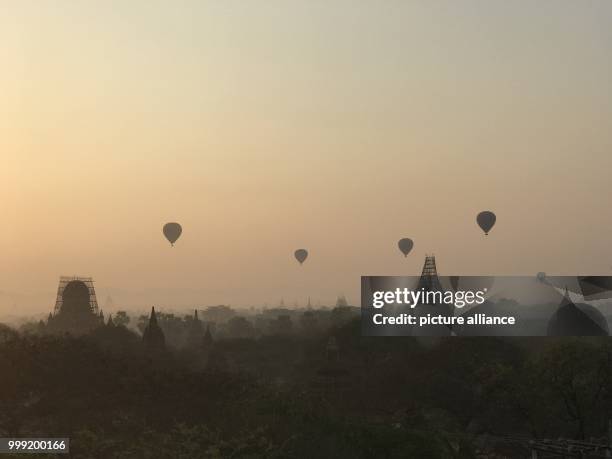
[417, 254, 442, 292]
[143, 306, 165, 351]
[186, 309, 204, 348]
[150, 306, 158, 324]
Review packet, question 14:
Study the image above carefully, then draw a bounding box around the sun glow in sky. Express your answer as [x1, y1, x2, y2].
[1, 1, 612, 314]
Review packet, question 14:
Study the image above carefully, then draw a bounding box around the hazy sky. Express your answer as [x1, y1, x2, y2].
[1, 1, 612, 315]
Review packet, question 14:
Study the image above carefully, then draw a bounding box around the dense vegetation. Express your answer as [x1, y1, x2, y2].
[2, 311, 612, 458]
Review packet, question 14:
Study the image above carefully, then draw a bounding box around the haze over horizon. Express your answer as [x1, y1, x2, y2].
[2, 1, 612, 315]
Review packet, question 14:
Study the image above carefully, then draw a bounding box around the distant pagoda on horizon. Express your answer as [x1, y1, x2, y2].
[187, 309, 210, 349]
[143, 307, 166, 352]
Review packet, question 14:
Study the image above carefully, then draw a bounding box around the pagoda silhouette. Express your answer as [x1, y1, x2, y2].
[46, 276, 104, 335]
[547, 287, 609, 336]
[142, 307, 166, 351]
[412, 255, 452, 336]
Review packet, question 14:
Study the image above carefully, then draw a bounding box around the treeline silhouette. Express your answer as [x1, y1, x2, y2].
[130, 302, 357, 347]
[2, 311, 612, 458]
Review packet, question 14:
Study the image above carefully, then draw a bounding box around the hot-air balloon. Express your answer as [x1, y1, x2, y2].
[163, 222, 182, 247]
[397, 238, 414, 257]
[476, 211, 496, 235]
[294, 249, 308, 265]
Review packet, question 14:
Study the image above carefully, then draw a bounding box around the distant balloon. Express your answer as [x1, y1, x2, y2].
[294, 249, 308, 265]
[397, 238, 414, 257]
[476, 211, 496, 235]
[163, 222, 182, 247]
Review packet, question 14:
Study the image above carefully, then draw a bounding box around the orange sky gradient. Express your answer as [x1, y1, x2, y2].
[1, 1, 612, 317]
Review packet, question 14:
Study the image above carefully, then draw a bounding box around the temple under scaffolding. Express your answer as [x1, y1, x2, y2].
[412, 255, 453, 336]
[46, 276, 104, 334]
